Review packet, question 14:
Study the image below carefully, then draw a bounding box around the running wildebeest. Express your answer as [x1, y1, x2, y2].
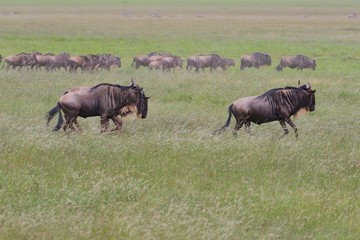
[216, 82, 316, 138]
[148, 60, 162, 71]
[68, 55, 92, 72]
[216, 57, 235, 70]
[276, 55, 316, 71]
[46, 52, 71, 71]
[3, 53, 37, 71]
[94, 54, 121, 71]
[240, 52, 271, 70]
[46, 80, 149, 132]
[34, 53, 54, 70]
[161, 55, 183, 71]
[186, 56, 198, 70]
[131, 52, 160, 69]
[195, 54, 221, 71]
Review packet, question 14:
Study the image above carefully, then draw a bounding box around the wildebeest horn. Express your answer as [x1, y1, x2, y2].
[298, 80, 301, 86]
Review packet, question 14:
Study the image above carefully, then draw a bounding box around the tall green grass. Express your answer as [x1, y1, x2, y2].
[0, 2, 359, 239]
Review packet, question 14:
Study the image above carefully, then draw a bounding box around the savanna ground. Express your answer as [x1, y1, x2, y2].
[0, 0, 359, 239]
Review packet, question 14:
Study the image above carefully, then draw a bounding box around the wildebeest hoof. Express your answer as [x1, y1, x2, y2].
[110, 127, 121, 132]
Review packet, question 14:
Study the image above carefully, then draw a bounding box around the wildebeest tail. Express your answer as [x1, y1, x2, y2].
[53, 103, 64, 131]
[45, 103, 63, 131]
[45, 105, 59, 126]
[212, 104, 233, 135]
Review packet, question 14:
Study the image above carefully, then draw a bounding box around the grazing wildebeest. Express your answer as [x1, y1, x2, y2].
[240, 52, 271, 70]
[46, 80, 149, 132]
[46, 52, 71, 71]
[276, 55, 316, 71]
[217, 82, 316, 138]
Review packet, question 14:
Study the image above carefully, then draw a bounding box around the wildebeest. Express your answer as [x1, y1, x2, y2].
[46, 52, 71, 71]
[186, 56, 198, 70]
[34, 53, 54, 70]
[161, 55, 183, 71]
[196, 54, 221, 71]
[46, 80, 149, 132]
[3, 53, 37, 71]
[68, 55, 91, 72]
[148, 60, 163, 71]
[97, 54, 121, 71]
[131, 52, 160, 69]
[276, 55, 316, 71]
[240, 52, 271, 70]
[194, 54, 221, 71]
[217, 82, 316, 138]
[216, 57, 235, 70]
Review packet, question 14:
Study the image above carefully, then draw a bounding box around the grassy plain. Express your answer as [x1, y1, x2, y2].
[0, 1, 359, 239]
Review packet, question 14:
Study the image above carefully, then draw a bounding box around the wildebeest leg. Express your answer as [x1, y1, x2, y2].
[63, 116, 77, 131]
[69, 117, 81, 131]
[100, 116, 110, 132]
[279, 120, 289, 138]
[110, 116, 123, 131]
[233, 120, 244, 136]
[285, 118, 298, 138]
[244, 122, 251, 134]
[74, 118, 82, 131]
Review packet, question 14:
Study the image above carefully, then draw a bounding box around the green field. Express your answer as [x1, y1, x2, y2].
[0, 1, 359, 239]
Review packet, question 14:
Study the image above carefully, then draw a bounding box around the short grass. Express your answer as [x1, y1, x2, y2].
[0, 1, 359, 239]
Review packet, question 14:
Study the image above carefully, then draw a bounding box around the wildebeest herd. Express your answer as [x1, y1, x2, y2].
[0, 51, 316, 72]
[0, 52, 121, 72]
[0, 50, 317, 137]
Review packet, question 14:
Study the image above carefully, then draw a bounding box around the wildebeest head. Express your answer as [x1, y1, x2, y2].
[298, 82, 316, 111]
[311, 60, 316, 70]
[113, 57, 121, 68]
[129, 79, 149, 119]
[137, 92, 149, 119]
[264, 54, 272, 66]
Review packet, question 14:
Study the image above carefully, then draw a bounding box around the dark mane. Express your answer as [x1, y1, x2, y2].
[256, 86, 299, 100]
[90, 83, 130, 92]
